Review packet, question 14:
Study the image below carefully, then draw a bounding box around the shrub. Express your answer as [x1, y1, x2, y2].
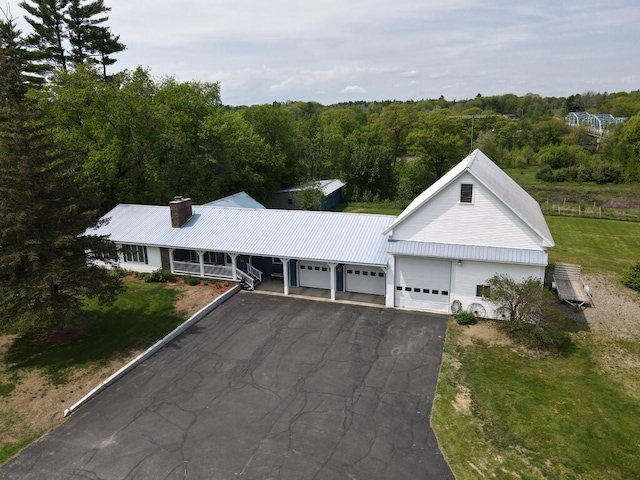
[184, 277, 201, 286]
[134, 271, 151, 282]
[145, 269, 176, 283]
[622, 262, 640, 292]
[454, 311, 476, 325]
[487, 274, 573, 353]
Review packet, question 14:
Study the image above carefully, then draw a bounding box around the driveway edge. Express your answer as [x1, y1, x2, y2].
[63, 285, 241, 417]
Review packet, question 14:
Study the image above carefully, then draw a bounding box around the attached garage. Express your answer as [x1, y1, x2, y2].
[345, 265, 385, 295]
[298, 261, 331, 289]
[395, 257, 452, 312]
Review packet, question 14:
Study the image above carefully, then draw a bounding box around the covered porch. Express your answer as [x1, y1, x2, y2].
[169, 249, 263, 290]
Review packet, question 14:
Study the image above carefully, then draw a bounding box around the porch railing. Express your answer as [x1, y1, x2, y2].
[237, 269, 254, 290]
[247, 264, 263, 282]
[173, 261, 234, 279]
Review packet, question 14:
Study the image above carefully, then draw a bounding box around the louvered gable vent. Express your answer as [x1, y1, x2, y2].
[460, 183, 473, 203]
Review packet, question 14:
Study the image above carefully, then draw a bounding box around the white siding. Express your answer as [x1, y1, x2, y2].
[451, 260, 544, 319]
[117, 244, 163, 273]
[391, 172, 542, 249]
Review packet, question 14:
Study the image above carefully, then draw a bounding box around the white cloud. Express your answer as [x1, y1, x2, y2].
[340, 85, 366, 94]
[4, 0, 640, 104]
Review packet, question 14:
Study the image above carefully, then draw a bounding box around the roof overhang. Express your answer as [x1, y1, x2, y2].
[387, 240, 548, 267]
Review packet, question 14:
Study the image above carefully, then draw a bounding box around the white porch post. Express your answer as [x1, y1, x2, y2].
[229, 253, 238, 280]
[280, 258, 290, 295]
[169, 248, 175, 273]
[328, 262, 337, 301]
[196, 250, 205, 277]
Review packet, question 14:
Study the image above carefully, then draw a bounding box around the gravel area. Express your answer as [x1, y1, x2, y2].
[560, 273, 640, 340]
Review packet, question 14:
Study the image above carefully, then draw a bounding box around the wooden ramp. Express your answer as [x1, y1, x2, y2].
[552, 263, 594, 308]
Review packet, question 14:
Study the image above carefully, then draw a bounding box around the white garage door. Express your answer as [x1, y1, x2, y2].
[298, 261, 331, 289]
[395, 257, 452, 312]
[345, 265, 385, 295]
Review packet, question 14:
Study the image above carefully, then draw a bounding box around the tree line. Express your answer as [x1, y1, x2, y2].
[2, 1, 640, 332]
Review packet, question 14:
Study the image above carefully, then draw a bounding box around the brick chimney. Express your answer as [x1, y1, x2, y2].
[170, 196, 193, 228]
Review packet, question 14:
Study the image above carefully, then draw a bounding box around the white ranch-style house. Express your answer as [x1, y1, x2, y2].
[91, 150, 554, 319]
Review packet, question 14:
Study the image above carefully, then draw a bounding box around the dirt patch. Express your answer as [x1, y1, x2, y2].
[165, 281, 232, 317]
[0, 282, 228, 455]
[452, 385, 472, 416]
[35, 325, 86, 346]
[457, 321, 513, 348]
[561, 273, 640, 340]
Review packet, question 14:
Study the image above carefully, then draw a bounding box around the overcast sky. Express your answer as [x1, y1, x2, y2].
[4, 0, 639, 106]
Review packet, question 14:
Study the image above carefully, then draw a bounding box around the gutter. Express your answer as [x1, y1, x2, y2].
[63, 285, 241, 417]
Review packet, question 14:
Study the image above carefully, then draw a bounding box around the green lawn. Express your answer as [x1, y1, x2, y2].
[5, 281, 182, 384]
[433, 325, 640, 479]
[0, 280, 185, 464]
[546, 216, 640, 274]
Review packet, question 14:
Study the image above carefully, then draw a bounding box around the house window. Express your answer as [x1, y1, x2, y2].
[396, 286, 403, 291]
[460, 183, 473, 203]
[422, 289, 430, 294]
[272, 257, 282, 265]
[413, 288, 420, 292]
[432, 289, 439, 294]
[287, 198, 293, 205]
[378, 272, 384, 277]
[203, 252, 216, 264]
[347, 269, 353, 274]
[300, 265, 306, 270]
[321, 267, 327, 272]
[363, 271, 368, 276]
[442, 290, 449, 295]
[476, 285, 491, 297]
[122, 244, 147, 264]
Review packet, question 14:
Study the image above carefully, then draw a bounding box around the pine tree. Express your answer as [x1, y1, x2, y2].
[0, 14, 122, 333]
[19, 0, 70, 72]
[67, 0, 124, 77]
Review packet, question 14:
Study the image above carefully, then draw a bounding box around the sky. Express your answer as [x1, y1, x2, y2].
[4, 0, 640, 106]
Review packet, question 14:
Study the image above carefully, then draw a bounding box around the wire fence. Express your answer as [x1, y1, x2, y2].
[540, 202, 640, 221]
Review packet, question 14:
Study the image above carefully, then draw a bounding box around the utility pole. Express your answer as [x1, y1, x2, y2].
[450, 114, 505, 153]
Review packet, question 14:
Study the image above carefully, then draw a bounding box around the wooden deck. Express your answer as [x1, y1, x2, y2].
[553, 263, 593, 308]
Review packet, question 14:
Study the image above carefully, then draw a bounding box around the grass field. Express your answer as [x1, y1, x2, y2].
[546, 216, 640, 273]
[432, 325, 640, 479]
[5, 281, 182, 383]
[0, 281, 184, 465]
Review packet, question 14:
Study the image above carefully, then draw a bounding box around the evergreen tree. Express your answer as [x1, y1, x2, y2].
[0, 15, 122, 333]
[0, 13, 46, 102]
[67, 0, 124, 78]
[19, 0, 69, 72]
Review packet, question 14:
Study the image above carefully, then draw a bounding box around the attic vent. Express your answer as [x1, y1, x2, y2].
[460, 183, 473, 203]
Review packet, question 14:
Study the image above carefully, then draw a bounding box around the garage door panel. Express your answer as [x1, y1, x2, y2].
[395, 257, 451, 312]
[345, 265, 385, 296]
[299, 261, 331, 289]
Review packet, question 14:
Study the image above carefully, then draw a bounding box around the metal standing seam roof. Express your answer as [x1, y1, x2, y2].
[203, 192, 265, 209]
[383, 149, 554, 248]
[387, 240, 548, 266]
[276, 179, 346, 196]
[90, 205, 396, 266]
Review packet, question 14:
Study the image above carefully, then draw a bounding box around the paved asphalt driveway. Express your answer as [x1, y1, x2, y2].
[1, 292, 453, 479]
